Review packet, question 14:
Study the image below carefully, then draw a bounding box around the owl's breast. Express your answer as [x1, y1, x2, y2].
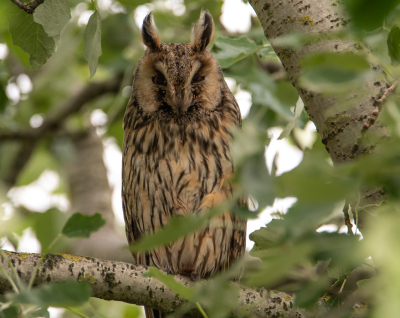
[123, 114, 235, 220]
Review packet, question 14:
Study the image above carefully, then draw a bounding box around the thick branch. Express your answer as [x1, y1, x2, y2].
[9, 0, 44, 14]
[0, 251, 309, 318]
[249, 0, 389, 229]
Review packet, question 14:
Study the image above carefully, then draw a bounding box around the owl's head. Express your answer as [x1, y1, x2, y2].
[131, 10, 227, 123]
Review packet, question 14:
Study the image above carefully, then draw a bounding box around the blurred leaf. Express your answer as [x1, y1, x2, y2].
[130, 201, 232, 253]
[247, 241, 314, 287]
[0, 300, 19, 318]
[343, 0, 400, 31]
[388, 25, 400, 64]
[27, 307, 49, 318]
[272, 32, 311, 48]
[249, 219, 286, 250]
[239, 152, 275, 209]
[258, 45, 276, 59]
[231, 205, 259, 220]
[275, 81, 299, 108]
[7, 281, 91, 307]
[84, 11, 102, 78]
[30, 208, 69, 252]
[277, 148, 356, 203]
[0, 82, 8, 113]
[295, 276, 331, 309]
[62, 212, 106, 238]
[231, 124, 269, 165]
[7, 4, 57, 70]
[143, 267, 194, 301]
[278, 97, 304, 139]
[300, 52, 371, 93]
[194, 278, 240, 318]
[33, 0, 71, 37]
[212, 36, 265, 68]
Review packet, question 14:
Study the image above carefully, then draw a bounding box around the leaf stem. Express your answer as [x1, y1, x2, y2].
[196, 302, 209, 318]
[28, 253, 47, 289]
[0, 250, 21, 292]
[66, 307, 91, 318]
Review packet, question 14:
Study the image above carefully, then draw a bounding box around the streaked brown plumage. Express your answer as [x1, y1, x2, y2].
[122, 10, 246, 317]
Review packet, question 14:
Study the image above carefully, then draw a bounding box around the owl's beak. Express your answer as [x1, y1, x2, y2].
[174, 87, 190, 114]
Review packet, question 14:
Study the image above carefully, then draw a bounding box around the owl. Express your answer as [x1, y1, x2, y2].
[122, 10, 246, 317]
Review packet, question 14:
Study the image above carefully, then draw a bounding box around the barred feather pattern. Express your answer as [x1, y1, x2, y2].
[122, 41, 246, 281]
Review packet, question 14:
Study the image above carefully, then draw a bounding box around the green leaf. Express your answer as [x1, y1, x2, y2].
[343, 0, 400, 31]
[277, 149, 355, 203]
[239, 153, 275, 209]
[62, 212, 106, 238]
[388, 25, 400, 64]
[33, 0, 71, 37]
[130, 201, 232, 253]
[7, 4, 57, 70]
[300, 52, 371, 93]
[84, 11, 102, 78]
[143, 267, 194, 301]
[249, 219, 286, 250]
[212, 36, 265, 68]
[0, 82, 8, 113]
[6, 281, 91, 307]
[28, 307, 50, 318]
[278, 97, 304, 140]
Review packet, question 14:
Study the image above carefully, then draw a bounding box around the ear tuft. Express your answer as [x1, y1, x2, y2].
[191, 10, 214, 52]
[141, 12, 161, 51]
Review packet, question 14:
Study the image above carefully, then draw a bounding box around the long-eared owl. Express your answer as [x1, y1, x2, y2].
[122, 10, 246, 316]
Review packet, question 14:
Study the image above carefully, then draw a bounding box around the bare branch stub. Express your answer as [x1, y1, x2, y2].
[9, 0, 44, 14]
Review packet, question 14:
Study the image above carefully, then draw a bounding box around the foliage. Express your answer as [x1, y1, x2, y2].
[2, 0, 400, 317]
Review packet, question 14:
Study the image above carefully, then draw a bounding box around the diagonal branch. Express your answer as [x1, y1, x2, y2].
[0, 250, 308, 318]
[9, 0, 44, 14]
[0, 73, 124, 187]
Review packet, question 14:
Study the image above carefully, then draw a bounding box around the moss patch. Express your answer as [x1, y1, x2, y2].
[300, 16, 314, 26]
[322, 114, 351, 142]
[280, 48, 294, 60]
[58, 253, 82, 262]
[18, 253, 29, 261]
[287, 16, 296, 23]
[78, 273, 97, 285]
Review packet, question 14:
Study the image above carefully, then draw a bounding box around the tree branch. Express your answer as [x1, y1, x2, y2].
[0, 251, 309, 318]
[0, 74, 124, 187]
[9, 0, 44, 14]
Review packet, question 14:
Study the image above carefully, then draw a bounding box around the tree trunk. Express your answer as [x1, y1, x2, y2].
[249, 0, 389, 229]
[67, 127, 132, 263]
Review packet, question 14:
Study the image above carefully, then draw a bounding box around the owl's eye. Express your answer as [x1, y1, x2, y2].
[152, 75, 166, 85]
[192, 75, 205, 83]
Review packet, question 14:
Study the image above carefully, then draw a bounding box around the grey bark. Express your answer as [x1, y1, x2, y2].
[249, 0, 389, 229]
[66, 128, 133, 263]
[0, 251, 308, 318]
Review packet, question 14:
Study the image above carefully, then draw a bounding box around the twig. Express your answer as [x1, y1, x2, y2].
[9, 0, 44, 14]
[342, 199, 353, 235]
[375, 79, 399, 104]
